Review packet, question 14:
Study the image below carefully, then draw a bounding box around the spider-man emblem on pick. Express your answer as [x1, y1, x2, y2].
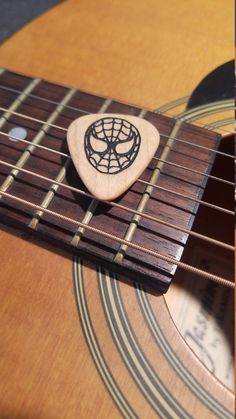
[67, 113, 160, 200]
[84, 117, 141, 174]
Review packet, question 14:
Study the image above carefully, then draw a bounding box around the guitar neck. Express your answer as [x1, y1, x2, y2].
[0, 69, 224, 292]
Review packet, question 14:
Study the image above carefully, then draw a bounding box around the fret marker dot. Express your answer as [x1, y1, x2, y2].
[8, 127, 27, 142]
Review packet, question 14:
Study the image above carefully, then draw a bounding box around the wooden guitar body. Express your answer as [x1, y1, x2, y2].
[0, 1, 234, 417]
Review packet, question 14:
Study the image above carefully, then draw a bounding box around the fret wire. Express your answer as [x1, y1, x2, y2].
[29, 157, 72, 230]
[0, 83, 234, 136]
[0, 131, 233, 214]
[0, 77, 41, 193]
[71, 198, 99, 247]
[114, 107, 152, 262]
[27, 89, 76, 229]
[137, 179, 234, 215]
[0, 88, 76, 196]
[0, 78, 40, 129]
[0, 115, 233, 186]
[0, 105, 234, 159]
[0, 158, 233, 251]
[114, 116, 185, 262]
[0, 189, 234, 289]
[71, 98, 112, 246]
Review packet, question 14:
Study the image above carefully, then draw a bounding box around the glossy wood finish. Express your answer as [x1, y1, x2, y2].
[0, 0, 233, 109]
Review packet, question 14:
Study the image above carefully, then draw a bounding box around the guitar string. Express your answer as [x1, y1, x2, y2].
[0, 96, 234, 160]
[0, 68, 234, 416]
[152, 157, 233, 185]
[0, 94, 234, 158]
[0, 130, 234, 216]
[0, 158, 234, 251]
[0, 81, 234, 289]
[0, 84, 234, 136]
[0, 85, 233, 233]
[0, 108, 234, 187]
[0, 189, 234, 289]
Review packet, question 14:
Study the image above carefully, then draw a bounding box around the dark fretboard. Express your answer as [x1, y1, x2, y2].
[0, 69, 227, 292]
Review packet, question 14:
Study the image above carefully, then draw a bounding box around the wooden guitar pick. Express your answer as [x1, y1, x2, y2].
[67, 114, 160, 200]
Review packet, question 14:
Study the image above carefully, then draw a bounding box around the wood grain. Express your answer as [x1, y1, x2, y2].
[67, 113, 160, 200]
[0, 0, 233, 109]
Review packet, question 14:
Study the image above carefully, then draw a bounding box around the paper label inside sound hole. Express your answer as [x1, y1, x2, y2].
[167, 248, 234, 391]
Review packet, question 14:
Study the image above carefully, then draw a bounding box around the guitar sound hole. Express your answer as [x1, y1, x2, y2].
[166, 134, 234, 391]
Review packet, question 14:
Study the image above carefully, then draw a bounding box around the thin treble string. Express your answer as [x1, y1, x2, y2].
[0, 106, 66, 131]
[0, 189, 234, 289]
[160, 135, 233, 159]
[0, 107, 234, 186]
[0, 158, 234, 251]
[0, 92, 234, 159]
[0, 130, 69, 157]
[1, 129, 234, 214]
[0, 84, 234, 136]
[0, 130, 234, 216]
[0, 84, 89, 115]
[152, 156, 233, 186]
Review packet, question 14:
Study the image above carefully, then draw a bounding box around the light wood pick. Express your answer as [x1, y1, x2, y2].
[67, 114, 160, 200]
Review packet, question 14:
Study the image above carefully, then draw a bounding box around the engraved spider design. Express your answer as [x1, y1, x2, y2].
[84, 117, 141, 174]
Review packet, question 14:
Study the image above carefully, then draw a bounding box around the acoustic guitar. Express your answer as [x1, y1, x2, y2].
[0, 1, 234, 417]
